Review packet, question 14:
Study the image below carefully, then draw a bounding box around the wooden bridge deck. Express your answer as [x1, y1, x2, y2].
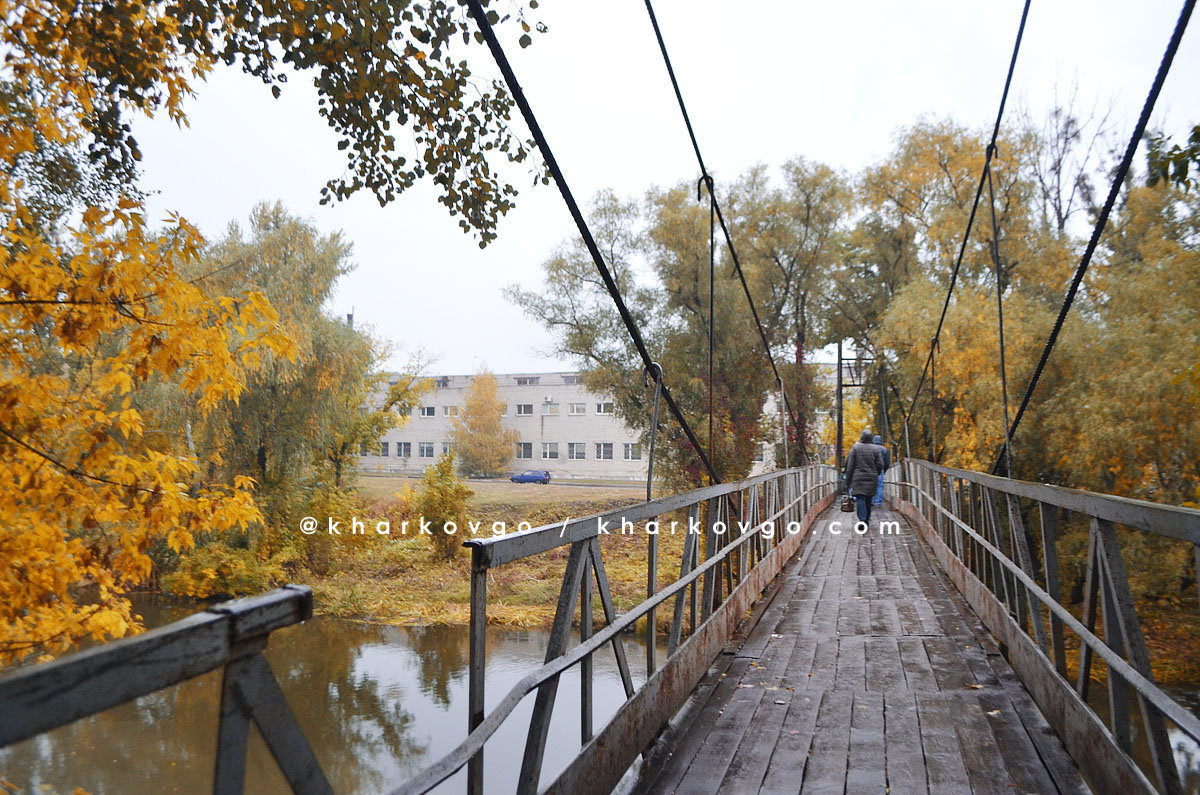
[634, 505, 1090, 794]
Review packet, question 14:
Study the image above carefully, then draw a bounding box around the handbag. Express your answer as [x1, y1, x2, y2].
[841, 494, 855, 513]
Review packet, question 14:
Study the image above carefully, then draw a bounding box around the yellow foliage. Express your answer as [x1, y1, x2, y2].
[819, 395, 873, 463]
[0, 0, 294, 663]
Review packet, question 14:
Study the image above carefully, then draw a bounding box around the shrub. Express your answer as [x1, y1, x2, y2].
[417, 454, 474, 561]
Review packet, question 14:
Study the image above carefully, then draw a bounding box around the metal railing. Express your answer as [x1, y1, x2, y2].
[888, 459, 1200, 794]
[0, 585, 330, 794]
[395, 464, 839, 795]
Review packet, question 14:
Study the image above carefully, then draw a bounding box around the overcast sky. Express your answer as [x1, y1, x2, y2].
[131, 0, 1198, 375]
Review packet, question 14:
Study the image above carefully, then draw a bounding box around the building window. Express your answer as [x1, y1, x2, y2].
[623, 443, 641, 461]
[596, 402, 614, 415]
[542, 442, 559, 459]
[753, 444, 765, 462]
[516, 376, 540, 386]
[435, 376, 451, 388]
[380, 442, 390, 457]
[420, 406, 436, 417]
[360, 442, 370, 456]
[568, 402, 586, 415]
[443, 406, 459, 417]
[516, 442, 533, 459]
[499, 404, 508, 416]
[397, 442, 411, 457]
[419, 442, 435, 458]
[443, 442, 454, 455]
[595, 442, 613, 460]
[563, 375, 582, 385]
[542, 402, 559, 416]
[568, 442, 586, 460]
[516, 404, 533, 416]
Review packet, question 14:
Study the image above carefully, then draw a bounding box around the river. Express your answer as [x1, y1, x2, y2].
[3, 595, 1199, 793]
[0, 595, 664, 794]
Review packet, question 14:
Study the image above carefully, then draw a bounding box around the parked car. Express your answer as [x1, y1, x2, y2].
[510, 469, 551, 484]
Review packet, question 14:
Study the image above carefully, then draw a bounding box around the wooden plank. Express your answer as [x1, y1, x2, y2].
[779, 634, 820, 691]
[923, 637, 975, 691]
[953, 697, 1013, 795]
[835, 635, 867, 691]
[838, 597, 871, 636]
[979, 655, 1090, 794]
[718, 689, 791, 792]
[806, 637, 839, 690]
[976, 691, 1060, 795]
[643, 656, 752, 792]
[915, 692, 972, 794]
[801, 689, 854, 793]
[883, 691, 926, 795]
[895, 599, 926, 636]
[865, 637, 905, 692]
[846, 690, 887, 792]
[869, 599, 901, 636]
[672, 676, 768, 794]
[898, 637, 939, 692]
[758, 691, 823, 794]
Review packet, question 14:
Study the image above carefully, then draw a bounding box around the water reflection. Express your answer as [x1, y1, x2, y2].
[0, 596, 662, 794]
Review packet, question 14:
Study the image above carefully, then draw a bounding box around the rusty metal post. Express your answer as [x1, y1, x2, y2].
[581, 550, 593, 744]
[467, 548, 487, 795]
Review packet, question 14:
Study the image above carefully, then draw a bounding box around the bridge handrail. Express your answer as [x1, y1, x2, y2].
[430, 464, 839, 795]
[0, 585, 332, 794]
[912, 459, 1200, 543]
[895, 474, 1200, 742]
[892, 458, 1200, 794]
[390, 473, 830, 795]
[464, 464, 839, 567]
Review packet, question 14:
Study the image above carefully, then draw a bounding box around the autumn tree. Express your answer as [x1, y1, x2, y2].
[508, 188, 780, 488]
[0, 0, 541, 661]
[449, 369, 519, 477]
[728, 158, 849, 457]
[417, 454, 474, 561]
[153, 203, 429, 591]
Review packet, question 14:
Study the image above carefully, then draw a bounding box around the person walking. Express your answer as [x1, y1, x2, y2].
[872, 434, 890, 507]
[844, 429, 887, 524]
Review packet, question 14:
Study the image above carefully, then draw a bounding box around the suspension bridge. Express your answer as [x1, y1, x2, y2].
[2, 0, 1199, 792]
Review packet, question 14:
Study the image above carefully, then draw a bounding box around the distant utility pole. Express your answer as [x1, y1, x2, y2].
[836, 341, 844, 478]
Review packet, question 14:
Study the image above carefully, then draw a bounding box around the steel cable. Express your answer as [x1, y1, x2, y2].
[642, 0, 805, 461]
[464, 0, 721, 483]
[904, 0, 1032, 423]
[991, 0, 1195, 474]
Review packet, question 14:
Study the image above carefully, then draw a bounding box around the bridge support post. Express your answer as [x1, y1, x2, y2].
[468, 548, 487, 795]
[1037, 504, 1068, 679]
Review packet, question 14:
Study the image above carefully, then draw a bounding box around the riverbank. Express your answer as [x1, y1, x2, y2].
[309, 478, 689, 629]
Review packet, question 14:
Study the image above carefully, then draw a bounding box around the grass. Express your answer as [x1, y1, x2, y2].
[310, 477, 691, 629]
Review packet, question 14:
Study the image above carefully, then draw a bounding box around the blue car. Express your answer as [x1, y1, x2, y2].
[510, 469, 551, 484]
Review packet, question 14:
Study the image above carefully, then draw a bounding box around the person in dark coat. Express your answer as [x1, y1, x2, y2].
[844, 429, 887, 524]
[872, 434, 890, 507]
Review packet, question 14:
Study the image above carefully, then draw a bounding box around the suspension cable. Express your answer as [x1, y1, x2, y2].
[701, 176, 716, 481]
[464, 0, 720, 484]
[642, 0, 805, 460]
[904, 0, 1031, 423]
[985, 163, 1015, 477]
[991, 0, 1195, 474]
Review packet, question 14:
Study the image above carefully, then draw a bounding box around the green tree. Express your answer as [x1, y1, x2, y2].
[153, 203, 426, 587]
[728, 158, 849, 457]
[508, 188, 778, 488]
[1148, 124, 1200, 192]
[450, 369, 518, 477]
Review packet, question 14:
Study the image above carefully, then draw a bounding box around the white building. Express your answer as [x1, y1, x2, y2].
[358, 371, 649, 481]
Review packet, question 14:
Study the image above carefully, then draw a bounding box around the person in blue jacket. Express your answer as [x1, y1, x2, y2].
[872, 434, 890, 506]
